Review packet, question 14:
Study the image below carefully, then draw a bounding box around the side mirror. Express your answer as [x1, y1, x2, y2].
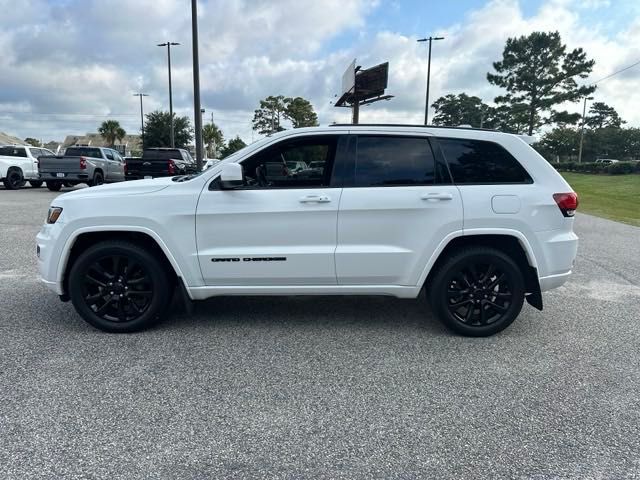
[219, 163, 243, 189]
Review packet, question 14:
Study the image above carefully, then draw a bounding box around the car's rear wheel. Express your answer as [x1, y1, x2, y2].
[46, 181, 62, 191]
[29, 180, 43, 188]
[3, 169, 24, 190]
[68, 241, 173, 332]
[429, 247, 525, 337]
[88, 171, 104, 187]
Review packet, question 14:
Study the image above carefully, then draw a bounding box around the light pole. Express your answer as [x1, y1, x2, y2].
[191, 0, 204, 170]
[577, 96, 594, 164]
[157, 41, 180, 148]
[133, 93, 148, 149]
[417, 36, 444, 125]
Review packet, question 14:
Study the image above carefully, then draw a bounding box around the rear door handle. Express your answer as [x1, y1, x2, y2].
[421, 193, 453, 201]
[299, 194, 331, 203]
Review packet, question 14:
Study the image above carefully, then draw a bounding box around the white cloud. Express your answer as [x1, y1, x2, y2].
[0, 0, 638, 144]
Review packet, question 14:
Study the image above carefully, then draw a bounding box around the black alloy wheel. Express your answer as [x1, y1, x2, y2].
[429, 247, 525, 337]
[69, 241, 173, 332]
[3, 169, 23, 190]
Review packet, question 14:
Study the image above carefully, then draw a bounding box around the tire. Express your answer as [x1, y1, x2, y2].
[88, 171, 104, 187]
[68, 240, 173, 333]
[3, 169, 23, 190]
[29, 180, 43, 188]
[428, 247, 525, 337]
[46, 181, 62, 192]
[63, 182, 74, 187]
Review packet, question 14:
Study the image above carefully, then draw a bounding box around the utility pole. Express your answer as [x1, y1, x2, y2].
[157, 41, 180, 148]
[417, 36, 444, 125]
[577, 95, 594, 164]
[191, 0, 204, 170]
[133, 93, 148, 148]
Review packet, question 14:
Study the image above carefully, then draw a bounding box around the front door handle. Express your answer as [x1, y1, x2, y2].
[299, 194, 331, 203]
[421, 192, 453, 201]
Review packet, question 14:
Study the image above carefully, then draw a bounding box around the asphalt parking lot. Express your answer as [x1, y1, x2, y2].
[1, 185, 639, 479]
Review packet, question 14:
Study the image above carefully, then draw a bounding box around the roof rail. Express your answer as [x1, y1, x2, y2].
[328, 123, 499, 132]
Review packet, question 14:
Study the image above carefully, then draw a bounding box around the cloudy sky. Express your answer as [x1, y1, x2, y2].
[1, 0, 639, 144]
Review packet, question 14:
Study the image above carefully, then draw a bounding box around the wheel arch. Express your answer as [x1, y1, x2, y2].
[419, 229, 541, 303]
[58, 227, 185, 298]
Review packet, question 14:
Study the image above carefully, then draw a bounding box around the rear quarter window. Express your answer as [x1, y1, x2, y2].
[0, 146, 27, 157]
[438, 138, 532, 184]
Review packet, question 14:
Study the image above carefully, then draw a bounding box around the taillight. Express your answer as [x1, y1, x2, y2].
[123, 162, 127, 175]
[168, 159, 176, 175]
[553, 192, 579, 217]
[79, 156, 87, 170]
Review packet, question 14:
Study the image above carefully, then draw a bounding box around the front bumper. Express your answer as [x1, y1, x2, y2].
[36, 222, 65, 295]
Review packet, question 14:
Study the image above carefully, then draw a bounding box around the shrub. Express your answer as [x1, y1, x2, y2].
[606, 161, 635, 175]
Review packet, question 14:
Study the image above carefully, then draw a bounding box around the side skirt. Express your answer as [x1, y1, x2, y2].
[186, 285, 420, 300]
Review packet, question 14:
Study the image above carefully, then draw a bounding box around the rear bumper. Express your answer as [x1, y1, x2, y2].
[40, 172, 89, 182]
[539, 271, 572, 292]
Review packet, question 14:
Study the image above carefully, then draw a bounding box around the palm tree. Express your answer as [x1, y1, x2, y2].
[98, 120, 127, 147]
[202, 123, 223, 158]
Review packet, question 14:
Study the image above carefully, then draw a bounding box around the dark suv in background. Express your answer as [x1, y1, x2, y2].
[125, 148, 197, 180]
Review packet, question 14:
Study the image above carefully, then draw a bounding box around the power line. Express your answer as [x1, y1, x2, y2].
[592, 58, 640, 85]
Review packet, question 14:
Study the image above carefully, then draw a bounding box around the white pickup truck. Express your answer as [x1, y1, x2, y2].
[0, 145, 55, 189]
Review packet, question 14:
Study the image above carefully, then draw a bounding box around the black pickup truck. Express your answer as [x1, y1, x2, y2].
[125, 148, 198, 180]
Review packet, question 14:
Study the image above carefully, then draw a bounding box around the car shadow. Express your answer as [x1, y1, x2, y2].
[163, 293, 449, 335]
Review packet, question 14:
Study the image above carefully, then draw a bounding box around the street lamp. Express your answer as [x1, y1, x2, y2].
[133, 93, 148, 148]
[157, 41, 180, 148]
[417, 36, 444, 125]
[577, 96, 594, 164]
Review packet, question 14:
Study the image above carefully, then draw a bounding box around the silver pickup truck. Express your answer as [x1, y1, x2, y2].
[38, 146, 126, 191]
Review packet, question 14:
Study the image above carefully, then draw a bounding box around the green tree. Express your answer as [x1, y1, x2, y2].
[220, 136, 247, 158]
[253, 95, 288, 135]
[202, 122, 224, 158]
[535, 127, 581, 161]
[98, 120, 126, 147]
[431, 93, 490, 127]
[586, 102, 624, 129]
[487, 31, 595, 135]
[284, 96, 319, 128]
[143, 111, 193, 149]
[24, 137, 41, 147]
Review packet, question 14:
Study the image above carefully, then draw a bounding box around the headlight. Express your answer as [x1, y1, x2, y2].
[47, 207, 63, 224]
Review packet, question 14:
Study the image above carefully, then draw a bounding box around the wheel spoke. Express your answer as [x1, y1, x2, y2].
[480, 303, 488, 324]
[95, 296, 115, 315]
[127, 276, 149, 286]
[486, 300, 507, 313]
[116, 299, 126, 322]
[486, 273, 505, 290]
[464, 304, 475, 323]
[482, 264, 495, 282]
[85, 292, 104, 303]
[449, 298, 472, 309]
[85, 274, 107, 288]
[128, 290, 152, 298]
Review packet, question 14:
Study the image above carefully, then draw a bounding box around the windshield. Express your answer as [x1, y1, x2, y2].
[174, 136, 273, 181]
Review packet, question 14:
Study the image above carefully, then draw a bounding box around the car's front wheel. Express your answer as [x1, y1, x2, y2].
[429, 247, 525, 337]
[68, 241, 173, 332]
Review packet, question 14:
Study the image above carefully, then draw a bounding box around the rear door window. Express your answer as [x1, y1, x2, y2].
[438, 138, 532, 184]
[354, 136, 436, 187]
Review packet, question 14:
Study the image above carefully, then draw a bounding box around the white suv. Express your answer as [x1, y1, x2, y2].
[36, 125, 579, 336]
